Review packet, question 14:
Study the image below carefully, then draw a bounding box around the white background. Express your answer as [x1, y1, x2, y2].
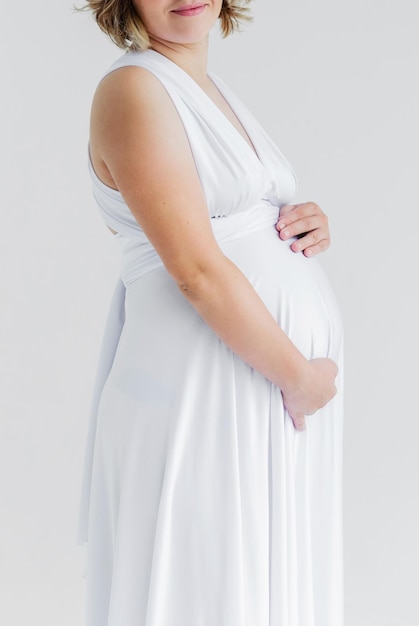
[1, 1, 418, 624]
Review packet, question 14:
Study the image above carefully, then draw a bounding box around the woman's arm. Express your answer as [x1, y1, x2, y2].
[89, 67, 337, 430]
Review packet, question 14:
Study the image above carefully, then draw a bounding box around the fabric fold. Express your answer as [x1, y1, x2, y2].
[77, 277, 126, 545]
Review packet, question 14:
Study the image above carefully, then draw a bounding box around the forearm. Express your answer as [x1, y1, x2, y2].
[178, 255, 308, 392]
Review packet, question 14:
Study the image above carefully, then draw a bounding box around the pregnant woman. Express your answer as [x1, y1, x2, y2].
[76, 1, 344, 625]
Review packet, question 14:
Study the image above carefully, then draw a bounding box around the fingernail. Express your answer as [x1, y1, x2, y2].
[283, 230, 290, 238]
[278, 223, 285, 230]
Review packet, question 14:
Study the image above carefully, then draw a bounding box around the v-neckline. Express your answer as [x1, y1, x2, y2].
[145, 50, 264, 167]
[208, 73, 262, 164]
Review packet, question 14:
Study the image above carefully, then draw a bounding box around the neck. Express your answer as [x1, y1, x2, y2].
[148, 36, 210, 87]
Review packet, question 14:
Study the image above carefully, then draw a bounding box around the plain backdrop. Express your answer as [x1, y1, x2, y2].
[1, 1, 418, 625]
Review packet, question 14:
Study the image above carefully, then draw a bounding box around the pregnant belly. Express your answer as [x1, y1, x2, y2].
[108, 220, 342, 410]
[218, 224, 343, 362]
[117, 207, 343, 387]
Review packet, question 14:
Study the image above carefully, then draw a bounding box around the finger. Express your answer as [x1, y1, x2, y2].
[277, 202, 324, 230]
[290, 234, 330, 256]
[276, 204, 298, 230]
[278, 215, 327, 241]
[278, 203, 299, 218]
[293, 416, 306, 431]
[301, 240, 330, 257]
[289, 411, 306, 431]
[288, 227, 323, 250]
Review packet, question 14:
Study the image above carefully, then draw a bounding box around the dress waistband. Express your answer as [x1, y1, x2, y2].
[210, 202, 279, 244]
[118, 202, 280, 287]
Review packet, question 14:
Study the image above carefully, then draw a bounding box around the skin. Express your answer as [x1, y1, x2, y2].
[277, 202, 330, 257]
[89, 0, 338, 431]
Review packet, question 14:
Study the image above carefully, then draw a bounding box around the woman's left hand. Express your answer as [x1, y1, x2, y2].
[276, 202, 330, 257]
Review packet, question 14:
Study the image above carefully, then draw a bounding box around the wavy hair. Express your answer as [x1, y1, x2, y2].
[78, 1, 252, 51]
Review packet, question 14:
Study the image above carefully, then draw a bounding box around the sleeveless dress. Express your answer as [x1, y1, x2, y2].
[77, 49, 344, 626]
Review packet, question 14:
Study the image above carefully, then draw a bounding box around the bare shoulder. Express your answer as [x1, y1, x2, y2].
[89, 65, 182, 189]
[92, 65, 170, 116]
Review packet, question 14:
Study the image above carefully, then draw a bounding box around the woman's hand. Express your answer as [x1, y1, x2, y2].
[276, 202, 330, 257]
[282, 358, 338, 431]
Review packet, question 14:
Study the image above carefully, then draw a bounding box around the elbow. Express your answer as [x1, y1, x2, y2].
[171, 256, 226, 301]
[176, 267, 210, 300]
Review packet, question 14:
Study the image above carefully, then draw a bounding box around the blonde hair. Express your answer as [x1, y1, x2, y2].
[78, 1, 252, 51]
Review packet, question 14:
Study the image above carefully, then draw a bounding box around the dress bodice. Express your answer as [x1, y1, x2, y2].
[88, 49, 298, 285]
[88, 49, 297, 233]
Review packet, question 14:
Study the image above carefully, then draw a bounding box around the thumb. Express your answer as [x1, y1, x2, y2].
[293, 415, 306, 431]
[288, 409, 306, 432]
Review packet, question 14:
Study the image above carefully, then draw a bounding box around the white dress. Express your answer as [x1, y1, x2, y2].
[77, 49, 344, 626]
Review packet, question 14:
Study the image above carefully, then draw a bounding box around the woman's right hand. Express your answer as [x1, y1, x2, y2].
[282, 358, 338, 431]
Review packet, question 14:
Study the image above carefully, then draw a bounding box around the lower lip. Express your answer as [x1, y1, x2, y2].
[172, 5, 206, 17]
